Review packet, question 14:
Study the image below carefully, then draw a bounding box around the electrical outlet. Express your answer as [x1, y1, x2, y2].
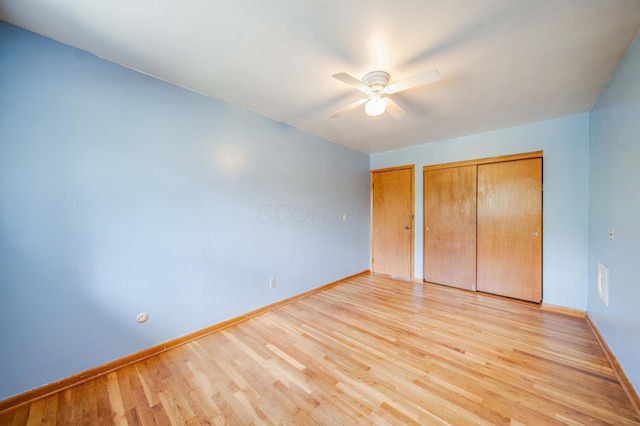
[270, 278, 276, 288]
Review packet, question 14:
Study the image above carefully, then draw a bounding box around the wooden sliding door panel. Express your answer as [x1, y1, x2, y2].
[476, 159, 542, 302]
[372, 167, 413, 279]
[423, 165, 477, 290]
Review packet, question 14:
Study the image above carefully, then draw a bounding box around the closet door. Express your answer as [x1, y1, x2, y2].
[476, 159, 542, 302]
[423, 165, 477, 290]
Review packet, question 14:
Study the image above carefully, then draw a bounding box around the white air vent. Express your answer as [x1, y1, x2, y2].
[597, 262, 609, 306]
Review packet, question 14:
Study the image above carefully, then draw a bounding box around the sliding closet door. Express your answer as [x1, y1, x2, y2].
[423, 165, 477, 290]
[476, 159, 542, 302]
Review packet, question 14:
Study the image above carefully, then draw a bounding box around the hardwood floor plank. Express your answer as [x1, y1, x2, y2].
[8, 404, 29, 425]
[82, 381, 98, 425]
[106, 372, 127, 425]
[55, 389, 74, 426]
[2, 273, 639, 424]
[23, 398, 45, 426]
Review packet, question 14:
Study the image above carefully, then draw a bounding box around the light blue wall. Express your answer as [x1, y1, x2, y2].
[588, 32, 640, 394]
[0, 22, 370, 400]
[3, 14, 637, 403]
[371, 115, 590, 310]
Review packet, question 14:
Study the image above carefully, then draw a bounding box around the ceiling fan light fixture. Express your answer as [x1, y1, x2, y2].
[331, 68, 439, 119]
[365, 96, 386, 116]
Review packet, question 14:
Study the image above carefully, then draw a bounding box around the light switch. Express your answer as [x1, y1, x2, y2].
[609, 228, 615, 241]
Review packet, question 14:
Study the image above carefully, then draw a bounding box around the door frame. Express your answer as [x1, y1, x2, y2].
[370, 165, 415, 281]
[422, 151, 543, 172]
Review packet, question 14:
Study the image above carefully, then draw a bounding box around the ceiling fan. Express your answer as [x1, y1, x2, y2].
[330, 69, 441, 118]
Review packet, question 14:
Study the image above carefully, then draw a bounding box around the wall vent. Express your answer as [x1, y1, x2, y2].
[597, 262, 609, 306]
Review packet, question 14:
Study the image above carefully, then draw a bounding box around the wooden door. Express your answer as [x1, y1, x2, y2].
[476, 158, 542, 302]
[371, 166, 413, 280]
[423, 165, 477, 290]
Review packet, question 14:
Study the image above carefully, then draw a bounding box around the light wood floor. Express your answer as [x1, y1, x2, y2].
[2, 273, 639, 425]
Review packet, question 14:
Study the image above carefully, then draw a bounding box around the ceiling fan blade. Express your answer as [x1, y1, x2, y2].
[384, 97, 406, 119]
[386, 69, 441, 94]
[332, 73, 370, 93]
[330, 98, 368, 118]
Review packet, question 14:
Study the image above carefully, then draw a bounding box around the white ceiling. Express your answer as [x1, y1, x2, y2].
[2, 1, 640, 153]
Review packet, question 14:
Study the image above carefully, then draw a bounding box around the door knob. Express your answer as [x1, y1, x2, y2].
[405, 225, 411, 230]
[534, 230, 539, 237]
[425, 226, 429, 231]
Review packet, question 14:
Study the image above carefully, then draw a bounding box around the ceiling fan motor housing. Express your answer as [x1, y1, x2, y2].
[362, 71, 390, 95]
